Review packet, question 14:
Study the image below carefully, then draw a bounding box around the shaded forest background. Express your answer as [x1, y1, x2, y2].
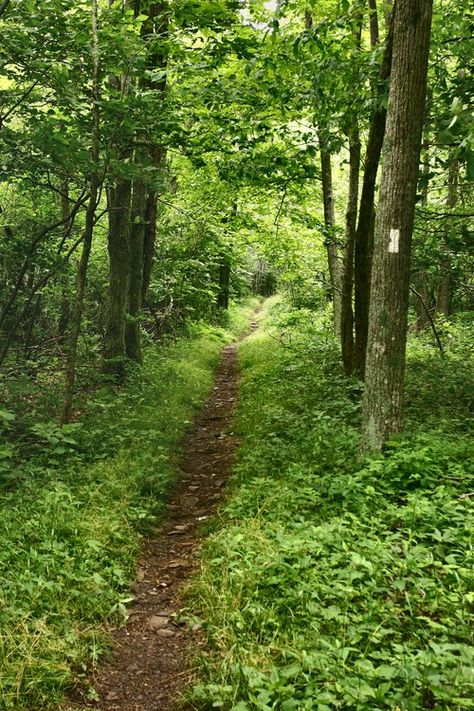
[0, 0, 472, 436]
[0, 1, 473, 709]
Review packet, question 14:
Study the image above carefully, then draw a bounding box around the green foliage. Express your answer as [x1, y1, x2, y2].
[187, 300, 474, 710]
[0, 0, 472, 699]
[405, 312, 474, 433]
[0, 301, 254, 710]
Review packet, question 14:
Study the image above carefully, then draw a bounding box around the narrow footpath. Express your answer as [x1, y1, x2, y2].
[69, 321, 257, 711]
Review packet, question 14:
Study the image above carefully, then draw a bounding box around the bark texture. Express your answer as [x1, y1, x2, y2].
[103, 180, 132, 376]
[62, 0, 101, 423]
[353, 13, 394, 378]
[368, 0, 380, 46]
[436, 159, 457, 317]
[126, 176, 147, 362]
[140, 3, 168, 306]
[340, 5, 362, 375]
[341, 127, 361, 375]
[361, 0, 433, 452]
[217, 259, 231, 310]
[319, 132, 342, 337]
[414, 141, 432, 330]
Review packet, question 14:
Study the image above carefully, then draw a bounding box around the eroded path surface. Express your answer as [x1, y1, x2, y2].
[69, 327, 254, 711]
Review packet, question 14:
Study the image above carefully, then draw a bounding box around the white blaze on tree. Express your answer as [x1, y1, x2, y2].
[388, 228, 400, 253]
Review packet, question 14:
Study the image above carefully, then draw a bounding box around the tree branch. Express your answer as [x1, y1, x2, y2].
[0, 0, 10, 19]
[0, 192, 88, 332]
[416, 209, 474, 219]
[0, 81, 40, 125]
[409, 285, 444, 356]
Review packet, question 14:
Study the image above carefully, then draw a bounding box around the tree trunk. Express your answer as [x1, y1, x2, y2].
[103, 179, 132, 377]
[58, 179, 71, 343]
[142, 189, 158, 305]
[140, 3, 168, 306]
[319, 132, 342, 337]
[101, 0, 136, 375]
[436, 259, 451, 317]
[62, 0, 101, 423]
[413, 272, 432, 330]
[414, 140, 431, 330]
[306, 11, 341, 336]
[353, 12, 394, 378]
[23, 295, 41, 357]
[436, 159, 457, 317]
[368, 0, 380, 46]
[0, 0, 11, 19]
[217, 258, 231, 310]
[361, 0, 433, 452]
[126, 175, 147, 362]
[341, 127, 361, 375]
[340, 5, 362, 375]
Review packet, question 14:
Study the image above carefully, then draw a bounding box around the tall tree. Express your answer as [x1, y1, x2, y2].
[140, 1, 169, 307]
[340, 1, 363, 375]
[305, 9, 342, 337]
[319, 131, 342, 337]
[353, 7, 394, 378]
[102, 1, 135, 377]
[361, 0, 433, 451]
[125, 163, 147, 362]
[436, 158, 458, 317]
[102, 179, 132, 376]
[341, 127, 361, 374]
[62, 0, 101, 423]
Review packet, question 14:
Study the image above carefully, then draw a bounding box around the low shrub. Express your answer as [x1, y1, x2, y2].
[0, 299, 258, 710]
[188, 301, 474, 710]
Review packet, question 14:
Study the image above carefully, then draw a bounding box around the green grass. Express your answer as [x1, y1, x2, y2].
[0, 299, 258, 711]
[187, 300, 474, 710]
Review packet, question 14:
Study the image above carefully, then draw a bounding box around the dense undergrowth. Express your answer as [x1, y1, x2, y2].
[0, 300, 257, 711]
[188, 298, 474, 710]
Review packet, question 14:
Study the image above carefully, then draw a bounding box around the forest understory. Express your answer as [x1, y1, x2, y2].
[0, 298, 473, 711]
[185, 298, 474, 710]
[1, 0, 473, 709]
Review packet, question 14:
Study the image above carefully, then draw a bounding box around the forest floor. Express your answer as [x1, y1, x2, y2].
[67, 315, 259, 711]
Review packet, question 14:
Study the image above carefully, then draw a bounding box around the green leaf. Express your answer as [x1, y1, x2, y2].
[0, 408, 15, 422]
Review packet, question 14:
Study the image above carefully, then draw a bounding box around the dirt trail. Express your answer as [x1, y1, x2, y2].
[68, 319, 258, 711]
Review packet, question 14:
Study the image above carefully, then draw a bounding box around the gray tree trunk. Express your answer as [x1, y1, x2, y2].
[353, 12, 394, 378]
[361, 0, 433, 452]
[319, 132, 342, 337]
[414, 141, 432, 330]
[436, 159, 458, 317]
[126, 174, 147, 362]
[103, 180, 132, 377]
[341, 127, 361, 375]
[340, 5, 362, 375]
[62, 0, 101, 423]
[368, 0, 380, 46]
[140, 3, 168, 306]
